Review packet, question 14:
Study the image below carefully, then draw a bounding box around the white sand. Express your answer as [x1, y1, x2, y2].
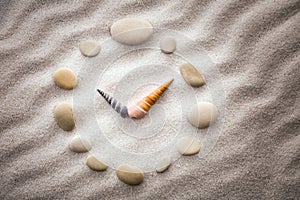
[0, 0, 299, 199]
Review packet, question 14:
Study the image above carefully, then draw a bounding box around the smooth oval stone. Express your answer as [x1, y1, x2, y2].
[54, 102, 75, 131]
[86, 154, 108, 171]
[116, 164, 144, 185]
[180, 62, 205, 87]
[176, 137, 200, 156]
[79, 40, 101, 57]
[160, 37, 176, 54]
[53, 67, 77, 90]
[187, 102, 218, 129]
[155, 157, 171, 173]
[69, 136, 91, 153]
[110, 18, 153, 45]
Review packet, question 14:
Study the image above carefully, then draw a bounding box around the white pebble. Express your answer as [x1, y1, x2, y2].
[156, 157, 171, 173]
[176, 137, 200, 156]
[79, 40, 101, 57]
[187, 102, 218, 129]
[69, 136, 91, 153]
[110, 18, 153, 45]
[160, 37, 176, 53]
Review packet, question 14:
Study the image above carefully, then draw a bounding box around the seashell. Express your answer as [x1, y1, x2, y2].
[126, 106, 147, 119]
[97, 89, 128, 118]
[128, 78, 174, 119]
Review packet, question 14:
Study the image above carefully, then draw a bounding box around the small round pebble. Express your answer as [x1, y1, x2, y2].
[86, 154, 108, 171]
[53, 67, 77, 90]
[176, 137, 200, 156]
[180, 62, 205, 87]
[160, 37, 176, 54]
[79, 40, 101, 57]
[69, 135, 92, 153]
[156, 157, 171, 173]
[187, 102, 218, 129]
[116, 164, 144, 185]
[110, 18, 153, 45]
[54, 102, 75, 131]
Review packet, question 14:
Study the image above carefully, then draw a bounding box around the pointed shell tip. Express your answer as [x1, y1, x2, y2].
[165, 78, 174, 87]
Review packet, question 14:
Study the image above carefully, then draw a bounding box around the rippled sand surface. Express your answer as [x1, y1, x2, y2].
[0, 0, 299, 199]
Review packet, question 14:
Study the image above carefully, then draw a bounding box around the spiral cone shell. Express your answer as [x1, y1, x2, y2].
[97, 89, 128, 118]
[128, 78, 174, 119]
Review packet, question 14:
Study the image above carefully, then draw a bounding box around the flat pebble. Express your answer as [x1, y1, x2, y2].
[176, 137, 200, 156]
[86, 154, 108, 171]
[160, 37, 176, 53]
[69, 135, 91, 153]
[53, 67, 77, 90]
[180, 62, 205, 87]
[54, 102, 75, 131]
[156, 157, 171, 173]
[110, 18, 153, 45]
[116, 164, 144, 185]
[187, 102, 218, 129]
[79, 40, 101, 57]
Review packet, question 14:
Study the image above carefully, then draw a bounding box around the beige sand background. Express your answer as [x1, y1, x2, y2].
[0, 0, 299, 199]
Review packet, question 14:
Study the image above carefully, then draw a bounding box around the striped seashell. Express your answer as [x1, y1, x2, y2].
[97, 89, 128, 118]
[127, 78, 174, 119]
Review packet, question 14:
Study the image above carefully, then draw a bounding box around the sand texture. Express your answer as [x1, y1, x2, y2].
[0, 0, 299, 199]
